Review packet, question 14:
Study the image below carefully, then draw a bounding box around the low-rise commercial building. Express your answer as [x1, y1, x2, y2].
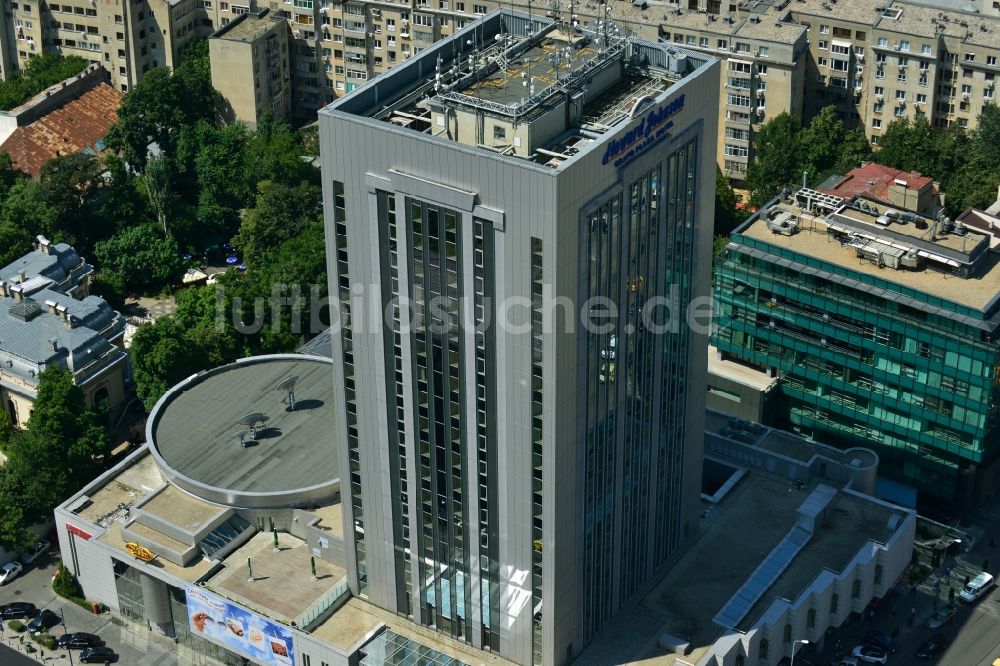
[574, 409, 914, 666]
[0, 236, 126, 427]
[714, 186, 1000, 506]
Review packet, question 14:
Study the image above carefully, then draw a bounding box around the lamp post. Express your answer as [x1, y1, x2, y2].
[790, 639, 809, 666]
[59, 608, 74, 666]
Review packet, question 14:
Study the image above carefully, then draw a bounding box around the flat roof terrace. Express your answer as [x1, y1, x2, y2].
[206, 531, 346, 624]
[739, 208, 1000, 311]
[639, 475, 802, 648]
[148, 355, 339, 509]
[76, 452, 164, 525]
[459, 32, 599, 107]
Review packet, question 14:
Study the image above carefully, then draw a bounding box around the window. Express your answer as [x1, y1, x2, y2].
[807, 608, 816, 628]
[965, 52, 976, 62]
[493, 125, 506, 140]
[818, 40, 828, 50]
[874, 86, 884, 96]
[759, 45, 769, 57]
[758, 64, 768, 75]
[735, 41, 750, 53]
[729, 60, 751, 73]
[897, 71, 906, 83]
[876, 67, 884, 79]
[727, 93, 751, 107]
[856, 30, 866, 40]
[896, 89, 906, 99]
[724, 143, 748, 157]
[718, 39, 727, 49]
[916, 93, 927, 104]
[725, 127, 750, 140]
[852, 579, 862, 598]
[760, 640, 769, 659]
[699, 36, 708, 47]
[818, 57, 828, 67]
[473, 3, 486, 13]
[820, 24, 829, 34]
[830, 593, 839, 614]
[899, 40, 910, 52]
[872, 118, 881, 129]
[989, 56, 998, 66]
[833, 26, 850, 38]
[922, 44, 932, 55]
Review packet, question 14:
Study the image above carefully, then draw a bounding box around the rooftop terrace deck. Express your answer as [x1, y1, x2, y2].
[207, 531, 346, 624]
[76, 452, 164, 525]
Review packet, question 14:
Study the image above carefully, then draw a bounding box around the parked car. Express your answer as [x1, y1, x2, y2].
[831, 659, 860, 666]
[26, 609, 61, 634]
[79, 646, 119, 663]
[852, 645, 889, 664]
[917, 633, 950, 659]
[0, 560, 23, 585]
[863, 630, 898, 654]
[20, 539, 50, 565]
[0, 601, 36, 620]
[927, 604, 958, 629]
[57, 632, 103, 649]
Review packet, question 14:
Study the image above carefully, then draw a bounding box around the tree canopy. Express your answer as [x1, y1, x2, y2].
[106, 40, 221, 171]
[0, 54, 89, 111]
[0, 368, 110, 550]
[876, 109, 1000, 213]
[745, 106, 872, 207]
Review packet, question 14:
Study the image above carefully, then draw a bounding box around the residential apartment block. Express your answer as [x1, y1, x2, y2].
[209, 9, 292, 125]
[320, 9, 718, 664]
[714, 187, 1000, 506]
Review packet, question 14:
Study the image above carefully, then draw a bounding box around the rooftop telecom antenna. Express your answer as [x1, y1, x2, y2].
[237, 412, 268, 441]
[274, 376, 299, 412]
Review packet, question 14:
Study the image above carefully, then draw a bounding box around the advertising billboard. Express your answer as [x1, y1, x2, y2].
[185, 585, 295, 666]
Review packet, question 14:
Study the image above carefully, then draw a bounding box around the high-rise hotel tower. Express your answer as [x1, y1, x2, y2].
[320, 11, 719, 665]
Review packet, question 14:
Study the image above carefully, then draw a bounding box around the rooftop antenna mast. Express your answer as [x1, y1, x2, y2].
[274, 375, 299, 412]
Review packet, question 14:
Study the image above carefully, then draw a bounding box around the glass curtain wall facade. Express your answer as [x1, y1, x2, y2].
[580, 137, 700, 639]
[713, 230, 1000, 503]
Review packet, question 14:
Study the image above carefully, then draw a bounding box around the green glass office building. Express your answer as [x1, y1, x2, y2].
[713, 188, 1000, 506]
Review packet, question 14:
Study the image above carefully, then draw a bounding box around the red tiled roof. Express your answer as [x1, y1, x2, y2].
[818, 162, 936, 203]
[0, 83, 122, 177]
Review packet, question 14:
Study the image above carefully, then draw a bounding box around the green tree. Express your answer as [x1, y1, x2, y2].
[799, 106, 845, 183]
[0, 54, 88, 111]
[142, 154, 172, 234]
[94, 224, 184, 295]
[973, 103, 1000, 170]
[106, 40, 221, 171]
[714, 168, 740, 236]
[131, 318, 215, 411]
[835, 127, 874, 174]
[876, 113, 938, 175]
[194, 121, 250, 237]
[0, 368, 111, 548]
[746, 112, 802, 207]
[232, 180, 321, 263]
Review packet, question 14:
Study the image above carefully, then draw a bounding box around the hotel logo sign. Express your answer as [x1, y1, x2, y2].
[602, 94, 686, 169]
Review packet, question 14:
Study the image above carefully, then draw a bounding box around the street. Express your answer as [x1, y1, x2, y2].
[0, 550, 178, 665]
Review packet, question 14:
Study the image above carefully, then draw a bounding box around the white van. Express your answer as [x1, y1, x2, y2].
[960, 572, 994, 603]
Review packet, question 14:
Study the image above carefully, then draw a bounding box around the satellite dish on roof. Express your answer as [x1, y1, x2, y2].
[237, 412, 268, 440]
[275, 376, 299, 411]
[232, 430, 250, 448]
